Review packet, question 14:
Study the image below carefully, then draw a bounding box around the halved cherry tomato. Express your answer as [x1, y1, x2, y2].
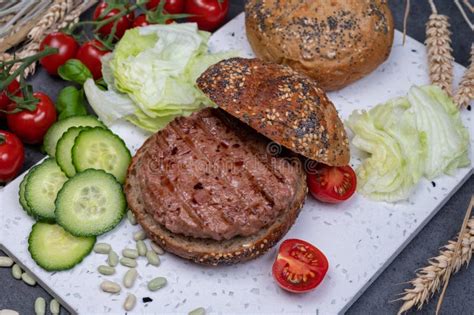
[0, 130, 24, 183]
[93, 1, 135, 39]
[39, 32, 79, 75]
[307, 164, 357, 203]
[146, 0, 185, 14]
[185, 0, 229, 32]
[272, 239, 329, 293]
[0, 79, 21, 119]
[76, 40, 110, 80]
[7, 92, 57, 144]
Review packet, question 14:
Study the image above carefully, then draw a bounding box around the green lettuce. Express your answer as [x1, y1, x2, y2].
[84, 23, 238, 132]
[348, 85, 470, 202]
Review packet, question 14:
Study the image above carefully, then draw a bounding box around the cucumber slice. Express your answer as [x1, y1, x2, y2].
[56, 127, 87, 177]
[25, 159, 68, 221]
[43, 116, 104, 157]
[28, 222, 95, 271]
[55, 169, 126, 236]
[19, 172, 32, 216]
[72, 128, 131, 184]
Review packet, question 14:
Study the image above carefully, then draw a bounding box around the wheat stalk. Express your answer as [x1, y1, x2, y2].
[425, 1, 454, 96]
[454, 44, 474, 108]
[397, 211, 474, 314]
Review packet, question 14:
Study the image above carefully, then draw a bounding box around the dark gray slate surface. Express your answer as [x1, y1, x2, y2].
[1, 1, 473, 314]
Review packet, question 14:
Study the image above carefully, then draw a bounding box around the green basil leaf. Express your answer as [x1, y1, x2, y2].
[56, 86, 88, 120]
[58, 59, 92, 85]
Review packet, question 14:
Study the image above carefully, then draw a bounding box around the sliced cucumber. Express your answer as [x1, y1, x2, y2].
[56, 126, 87, 177]
[28, 222, 95, 271]
[43, 116, 104, 157]
[72, 128, 131, 184]
[25, 159, 68, 221]
[55, 169, 126, 236]
[19, 172, 32, 216]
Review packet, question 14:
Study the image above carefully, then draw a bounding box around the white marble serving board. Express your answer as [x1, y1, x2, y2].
[1, 13, 473, 315]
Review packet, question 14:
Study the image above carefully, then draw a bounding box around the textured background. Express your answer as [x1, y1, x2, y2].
[1, 1, 473, 314]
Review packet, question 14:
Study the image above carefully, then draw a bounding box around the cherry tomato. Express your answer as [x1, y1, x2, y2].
[76, 40, 110, 80]
[132, 14, 173, 27]
[0, 130, 24, 183]
[0, 79, 21, 119]
[272, 239, 329, 293]
[307, 164, 357, 204]
[7, 92, 57, 145]
[185, 0, 229, 32]
[146, 0, 185, 14]
[39, 32, 79, 76]
[93, 1, 135, 39]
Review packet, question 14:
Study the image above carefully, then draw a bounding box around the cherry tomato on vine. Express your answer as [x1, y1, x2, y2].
[76, 40, 110, 80]
[185, 0, 229, 32]
[272, 239, 329, 293]
[0, 130, 24, 183]
[146, 0, 185, 14]
[39, 32, 79, 76]
[0, 79, 21, 119]
[7, 92, 57, 145]
[93, 1, 135, 39]
[132, 14, 173, 27]
[307, 164, 357, 204]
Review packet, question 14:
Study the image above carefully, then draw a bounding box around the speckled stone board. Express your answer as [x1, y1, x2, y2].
[0, 13, 473, 315]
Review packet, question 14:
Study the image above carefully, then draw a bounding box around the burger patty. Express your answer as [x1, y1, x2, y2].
[127, 108, 306, 241]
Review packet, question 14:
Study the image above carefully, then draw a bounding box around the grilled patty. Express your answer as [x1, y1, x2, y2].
[127, 108, 306, 241]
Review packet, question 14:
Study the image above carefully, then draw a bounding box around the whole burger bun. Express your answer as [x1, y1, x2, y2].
[245, 0, 394, 91]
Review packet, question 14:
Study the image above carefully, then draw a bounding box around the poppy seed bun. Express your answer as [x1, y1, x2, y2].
[245, 0, 394, 91]
[197, 58, 350, 166]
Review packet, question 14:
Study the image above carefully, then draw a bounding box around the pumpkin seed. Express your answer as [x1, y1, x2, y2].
[150, 242, 165, 255]
[127, 210, 137, 225]
[98, 265, 115, 276]
[93, 243, 111, 254]
[21, 272, 36, 286]
[136, 240, 147, 256]
[120, 257, 137, 268]
[0, 256, 13, 267]
[146, 250, 160, 266]
[133, 230, 146, 241]
[100, 280, 121, 294]
[189, 307, 206, 315]
[123, 293, 137, 311]
[34, 297, 46, 315]
[122, 248, 139, 259]
[107, 250, 119, 267]
[147, 277, 167, 291]
[11, 264, 22, 280]
[50, 299, 60, 315]
[123, 268, 138, 288]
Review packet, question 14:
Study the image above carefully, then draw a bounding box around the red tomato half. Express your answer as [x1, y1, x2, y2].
[272, 239, 329, 293]
[39, 32, 79, 75]
[146, 0, 185, 14]
[7, 92, 57, 145]
[0, 79, 21, 119]
[76, 40, 110, 80]
[307, 164, 357, 204]
[0, 130, 24, 183]
[185, 0, 229, 32]
[93, 1, 135, 39]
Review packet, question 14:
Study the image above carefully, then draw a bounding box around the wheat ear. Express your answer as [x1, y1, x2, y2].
[397, 203, 474, 314]
[425, 1, 454, 96]
[454, 44, 474, 108]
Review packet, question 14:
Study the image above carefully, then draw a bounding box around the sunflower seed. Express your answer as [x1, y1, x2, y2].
[150, 242, 165, 255]
[107, 250, 119, 267]
[34, 297, 46, 315]
[123, 293, 137, 311]
[146, 251, 160, 266]
[50, 299, 60, 315]
[133, 230, 146, 241]
[11, 264, 22, 280]
[100, 280, 121, 294]
[93, 243, 111, 254]
[147, 277, 167, 291]
[123, 268, 138, 288]
[122, 248, 139, 259]
[98, 265, 116, 276]
[136, 240, 147, 256]
[120, 257, 137, 268]
[21, 272, 36, 286]
[127, 210, 137, 225]
[188, 307, 206, 315]
[0, 256, 13, 267]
